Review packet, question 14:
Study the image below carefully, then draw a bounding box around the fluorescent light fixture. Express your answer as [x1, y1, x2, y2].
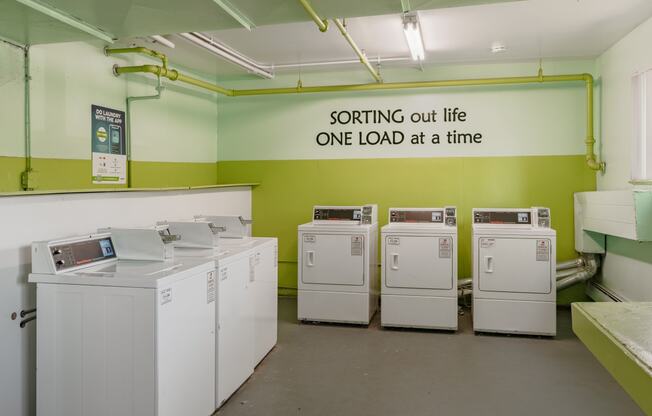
[150, 35, 175, 49]
[491, 41, 507, 54]
[402, 12, 425, 61]
[212, 0, 255, 30]
[179, 32, 273, 79]
[15, 0, 115, 43]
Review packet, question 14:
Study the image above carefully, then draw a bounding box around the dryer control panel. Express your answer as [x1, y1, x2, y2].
[473, 207, 551, 228]
[313, 205, 377, 225]
[389, 207, 457, 227]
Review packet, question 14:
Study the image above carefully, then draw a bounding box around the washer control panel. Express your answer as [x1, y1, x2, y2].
[49, 236, 116, 272]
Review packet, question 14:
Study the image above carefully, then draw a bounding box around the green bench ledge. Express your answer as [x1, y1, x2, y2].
[572, 302, 652, 415]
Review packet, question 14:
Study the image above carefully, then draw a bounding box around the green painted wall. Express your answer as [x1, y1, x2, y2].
[0, 156, 217, 192]
[218, 155, 596, 303]
[0, 40, 220, 192]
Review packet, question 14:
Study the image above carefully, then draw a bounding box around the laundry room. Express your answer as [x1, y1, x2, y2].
[1, 1, 651, 415]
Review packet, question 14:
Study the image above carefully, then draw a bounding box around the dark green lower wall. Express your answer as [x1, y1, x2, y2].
[0, 156, 218, 191]
[217, 155, 597, 304]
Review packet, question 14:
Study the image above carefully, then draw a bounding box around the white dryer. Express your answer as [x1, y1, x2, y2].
[381, 207, 458, 330]
[298, 205, 379, 325]
[195, 215, 278, 366]
[472, 207, 557, 336]
[164, 220, 255, 409]
[29, 232, 216, 416]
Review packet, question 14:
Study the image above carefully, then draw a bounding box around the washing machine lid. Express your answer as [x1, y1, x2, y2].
[29, 258, 214, 288]
[173, 244, 252, 263]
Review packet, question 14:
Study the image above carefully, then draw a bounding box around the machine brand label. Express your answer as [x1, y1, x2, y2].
[387, 236, 400, 245]
[351, 235, 363, 256]
[219, 266, 229, 281]
[439, 238, 452, 258]
[480, 238, 495, 249]
[207, 271, 216, 304]
[536, 239, 550, 261]
[303, 235, 316, 243]
[160, 288, 172, 305]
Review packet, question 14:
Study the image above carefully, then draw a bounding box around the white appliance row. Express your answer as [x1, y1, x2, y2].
[297, 205, 557, 337]
[29, 217, 277, 416]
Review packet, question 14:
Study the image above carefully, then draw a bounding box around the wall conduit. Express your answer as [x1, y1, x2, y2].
[107, 46, 606, 171]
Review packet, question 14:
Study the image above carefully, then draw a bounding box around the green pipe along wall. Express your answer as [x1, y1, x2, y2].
[1, 41, 598, 303]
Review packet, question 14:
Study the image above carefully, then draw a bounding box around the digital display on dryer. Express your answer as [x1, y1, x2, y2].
[314, 208, 361, 221]
[473, 211, 531, 224]
[390, 210, 444, 223]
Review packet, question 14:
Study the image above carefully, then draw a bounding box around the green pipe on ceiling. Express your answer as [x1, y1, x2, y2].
[105, 46, 169, 69]
[332, 18, 382, 83]
[297, 0, 329, 32]
[107, 47, 605, 172]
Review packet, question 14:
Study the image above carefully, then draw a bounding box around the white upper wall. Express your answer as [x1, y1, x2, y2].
[1, 41, 219, 164]
[597, 15, 652, 190]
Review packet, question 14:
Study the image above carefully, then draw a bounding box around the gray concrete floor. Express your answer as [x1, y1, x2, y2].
[217, 297, 643, 416]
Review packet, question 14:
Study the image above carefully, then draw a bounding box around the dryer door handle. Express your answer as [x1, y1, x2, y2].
[484, 256, 494, 273]
[391, 253, 399, 270]
[306, 251, 315, 267]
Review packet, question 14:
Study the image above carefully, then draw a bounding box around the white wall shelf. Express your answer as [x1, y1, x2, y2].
[575, 190, 652, 245]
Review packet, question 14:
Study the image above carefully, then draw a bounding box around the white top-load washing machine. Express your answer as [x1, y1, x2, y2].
[381, 207, 458, 330]
[163, 220, 255, 409]
[472, 207, 557, 336]
[28, 229, 216, 416]
[194, 215, 278, 366]
[298, 205, 379, 324]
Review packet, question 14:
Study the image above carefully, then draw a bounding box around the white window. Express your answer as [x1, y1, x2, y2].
[632, 69, 652, 181]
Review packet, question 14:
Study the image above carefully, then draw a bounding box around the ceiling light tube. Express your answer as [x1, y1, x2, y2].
[212, 0, 255, 30]
[15, 0, 115, 43]
[402, 12, 424, 61]
[179, 32, 273, 79]
[150, 35, 175, 49]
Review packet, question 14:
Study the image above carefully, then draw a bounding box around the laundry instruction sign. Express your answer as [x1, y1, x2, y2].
[317, 107, 482, 148]
[91, 105, 126, 185]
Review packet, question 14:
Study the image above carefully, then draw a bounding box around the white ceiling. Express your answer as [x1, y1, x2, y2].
[123, 0, 652, 78]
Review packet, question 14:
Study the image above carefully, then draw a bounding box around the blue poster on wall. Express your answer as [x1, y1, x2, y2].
[91, 105, 127, 184]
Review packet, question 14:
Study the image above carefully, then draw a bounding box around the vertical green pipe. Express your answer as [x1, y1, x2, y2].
[22, 45, 33, 190]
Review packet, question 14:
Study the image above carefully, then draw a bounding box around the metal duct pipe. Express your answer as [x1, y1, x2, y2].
[556, 254, 600, 291]
[457, 278, 472, 287]
[557, 257, 585, 271]
[556, 267, 582, 280]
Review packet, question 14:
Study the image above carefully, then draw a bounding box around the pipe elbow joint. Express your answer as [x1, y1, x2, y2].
[319, 19, 329, 32]
[586, 156, 606, 172]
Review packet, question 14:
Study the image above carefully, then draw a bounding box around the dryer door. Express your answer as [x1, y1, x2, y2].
[301, 233, 365, 285]
[477, 237, 552, 294]
[385, 235, 453, 290]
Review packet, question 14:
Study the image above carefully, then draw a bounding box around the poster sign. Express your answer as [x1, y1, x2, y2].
[91, 105, 126, 184]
